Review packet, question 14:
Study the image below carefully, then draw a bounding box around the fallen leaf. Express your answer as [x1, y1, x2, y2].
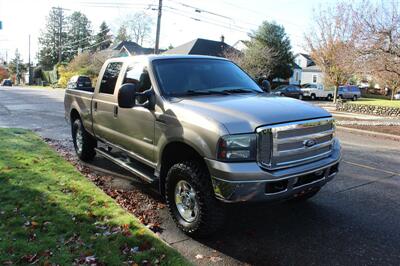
[195, 254, 204, 260]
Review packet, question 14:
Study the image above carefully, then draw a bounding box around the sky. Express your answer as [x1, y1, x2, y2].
[0, 0, 339, 63]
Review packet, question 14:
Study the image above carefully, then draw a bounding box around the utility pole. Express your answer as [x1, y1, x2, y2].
[16, 50, 19, 85]
[154, 0, 162, 54]
[28, 35, 31, 85]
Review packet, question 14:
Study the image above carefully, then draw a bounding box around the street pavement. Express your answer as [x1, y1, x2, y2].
[1, 86, 400, 266]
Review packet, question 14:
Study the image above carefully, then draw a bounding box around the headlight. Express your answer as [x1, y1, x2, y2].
[217, 134, 257, 161]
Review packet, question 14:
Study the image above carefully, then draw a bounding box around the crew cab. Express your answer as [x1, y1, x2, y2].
[64, 55, 341, 237]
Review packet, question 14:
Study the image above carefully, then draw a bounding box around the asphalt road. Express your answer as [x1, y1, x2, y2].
[1, 86, 399, 266]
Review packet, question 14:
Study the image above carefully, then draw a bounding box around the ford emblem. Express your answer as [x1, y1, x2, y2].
[304, 139, 317, 148]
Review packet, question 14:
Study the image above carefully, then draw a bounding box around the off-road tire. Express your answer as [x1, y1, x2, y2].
[72, 118, 96, 162]
[165, 161, 225, 238]
[290, 187, 321, 202]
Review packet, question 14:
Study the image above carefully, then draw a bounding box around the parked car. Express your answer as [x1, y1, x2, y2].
[67, 75, 94, 92]
[1, 79, 12, 86]
[273, 85, 304, 99]
[301, 83, 334, 101]
[394, 92, 400, 100]
[64, 55, 341, 237]
[338, 85, 361, 101]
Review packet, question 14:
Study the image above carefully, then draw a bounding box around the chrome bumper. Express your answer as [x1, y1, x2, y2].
[206, 139, 341, 203]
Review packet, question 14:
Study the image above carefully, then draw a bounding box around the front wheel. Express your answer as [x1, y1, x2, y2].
[326, 94, 333, 101]
[165, 161, 225, 237]
[311, 94, 316, 100]
[72, 118, 97, 161]
[352, 95, 358, 101]
[298, 94, 303, 100]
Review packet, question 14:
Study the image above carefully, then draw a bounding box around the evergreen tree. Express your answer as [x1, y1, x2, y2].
[94, 21, 112, 51]
[114, 25, 130, 44]
[64, 11, 92, 61]
[38, 8, 68, 69]
[8, 49, 27, 84]
[248, 21, 294, 80]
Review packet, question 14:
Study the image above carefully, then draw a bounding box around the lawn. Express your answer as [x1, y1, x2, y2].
[353, 98, 400, 108]
[0, 128, 189, 265]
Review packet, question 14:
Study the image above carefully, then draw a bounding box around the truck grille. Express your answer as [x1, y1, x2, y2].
[257, 118, 334, 170]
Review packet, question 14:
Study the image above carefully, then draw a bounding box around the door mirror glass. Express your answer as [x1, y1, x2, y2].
[118, 83, 137, 108]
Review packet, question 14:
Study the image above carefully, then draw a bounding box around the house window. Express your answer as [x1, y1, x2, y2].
[312, 74, 317, 83]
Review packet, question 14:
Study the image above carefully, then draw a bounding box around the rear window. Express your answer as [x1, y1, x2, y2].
[99, 62, 123, 95]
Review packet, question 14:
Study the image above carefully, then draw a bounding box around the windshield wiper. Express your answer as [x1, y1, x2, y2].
[184, 90, 229, 96]
[220, 88, 261, 94]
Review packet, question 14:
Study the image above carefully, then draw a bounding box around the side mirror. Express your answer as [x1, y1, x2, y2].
[118, 83, 137, 108]
[118, 83, 156, 110]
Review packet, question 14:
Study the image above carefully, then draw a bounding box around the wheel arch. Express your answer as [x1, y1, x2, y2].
[158, 141, 208, 198]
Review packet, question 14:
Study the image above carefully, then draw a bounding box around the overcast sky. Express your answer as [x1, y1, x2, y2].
[0, 0, 339, 63]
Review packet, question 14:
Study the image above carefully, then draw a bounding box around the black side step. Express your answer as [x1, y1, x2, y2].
[95, 147, 156, 184]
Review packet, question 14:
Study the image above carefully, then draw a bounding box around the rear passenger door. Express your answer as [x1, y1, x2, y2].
[92, 61, 123, 142]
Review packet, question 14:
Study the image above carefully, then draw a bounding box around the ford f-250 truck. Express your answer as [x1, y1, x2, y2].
[64, 55, 341, 237]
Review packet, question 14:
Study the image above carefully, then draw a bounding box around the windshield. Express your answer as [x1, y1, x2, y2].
[152, 58, 263, 97]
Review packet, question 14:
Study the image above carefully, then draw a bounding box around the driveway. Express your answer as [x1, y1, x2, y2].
[1, 86, 400, 265]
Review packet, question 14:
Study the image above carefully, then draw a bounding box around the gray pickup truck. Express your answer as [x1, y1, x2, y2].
[64, 55, 341, 237]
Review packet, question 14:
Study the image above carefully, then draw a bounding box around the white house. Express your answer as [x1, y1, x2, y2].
[290, 53, 324, 85]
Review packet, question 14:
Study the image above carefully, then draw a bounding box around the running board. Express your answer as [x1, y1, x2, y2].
[95, 148, 155, 184]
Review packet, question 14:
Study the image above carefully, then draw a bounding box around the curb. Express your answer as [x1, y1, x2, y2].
[336, 126, 400, 141]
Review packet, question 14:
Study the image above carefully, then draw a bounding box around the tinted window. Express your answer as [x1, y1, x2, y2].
[123, 62, 152, 103]
[152, 59, 262, 96]
[99, 62, 123, 94]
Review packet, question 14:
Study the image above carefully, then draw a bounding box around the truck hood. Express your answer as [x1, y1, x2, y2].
[171, 94, 331, 134]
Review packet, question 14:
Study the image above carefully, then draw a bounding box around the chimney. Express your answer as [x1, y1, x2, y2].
[220, 35, 225, 43]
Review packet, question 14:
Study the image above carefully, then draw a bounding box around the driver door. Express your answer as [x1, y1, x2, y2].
[113, 61, 156, 165]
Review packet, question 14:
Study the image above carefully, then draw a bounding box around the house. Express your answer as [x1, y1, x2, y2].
[290, 53, 324, 85]
[113, 41, 163, 57]
[163, 36, 239, 57]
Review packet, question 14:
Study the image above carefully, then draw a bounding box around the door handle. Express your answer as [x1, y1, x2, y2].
[93, 102, 98, 111]
[113, 106, 118, 117]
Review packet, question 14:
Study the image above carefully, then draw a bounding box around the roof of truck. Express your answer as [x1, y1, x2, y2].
[107, 54, 229, 64]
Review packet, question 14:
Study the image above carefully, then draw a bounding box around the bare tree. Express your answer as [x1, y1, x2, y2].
[124, 12, 153, 46]
[224, 40, 278, 79]
[305, 2, 357, 103]
[352, 0, 400, 100]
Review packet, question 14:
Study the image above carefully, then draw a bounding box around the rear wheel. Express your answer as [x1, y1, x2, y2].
[326, 94, 333, 101]
[298, 94, 303, 100]
[72, 118, 96, 161]
[165, 161, 225, 237]
[352, 95, 358, 101]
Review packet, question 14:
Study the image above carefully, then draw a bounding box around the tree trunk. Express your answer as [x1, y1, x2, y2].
[333, 85, 339, 103]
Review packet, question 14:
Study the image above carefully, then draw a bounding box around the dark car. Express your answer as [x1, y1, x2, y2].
[67, 75, 93, 92]
[338, 85, 361, 101]
[1, 79, 12, 86]
[273, 85, 304, 100]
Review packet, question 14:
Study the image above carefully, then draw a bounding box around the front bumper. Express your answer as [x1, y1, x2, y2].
[206, 138, 341, 203]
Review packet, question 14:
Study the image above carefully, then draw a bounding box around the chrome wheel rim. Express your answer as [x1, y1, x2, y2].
[174, 180, 199, 222]
[75, 126, 83, 153]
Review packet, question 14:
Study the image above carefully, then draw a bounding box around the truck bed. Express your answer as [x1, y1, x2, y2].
[64, 88, 94, 135]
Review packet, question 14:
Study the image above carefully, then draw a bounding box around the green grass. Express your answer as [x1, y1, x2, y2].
[0, 129, 189, 265]
[352, 98, 400, 108]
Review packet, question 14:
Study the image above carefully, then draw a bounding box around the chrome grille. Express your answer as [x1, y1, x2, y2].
[257, 118, 334, 169]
